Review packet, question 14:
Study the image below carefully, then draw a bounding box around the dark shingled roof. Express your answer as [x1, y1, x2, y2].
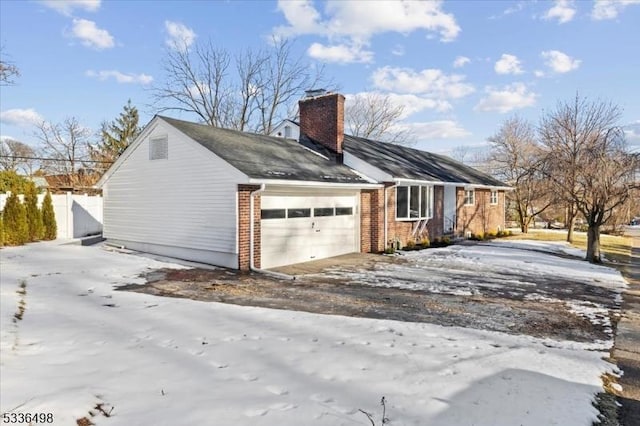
[344, 135, 508, 187]
[159, 116, 368, 184]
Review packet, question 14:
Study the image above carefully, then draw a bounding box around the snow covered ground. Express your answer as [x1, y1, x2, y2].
[0, 241, 625, 425]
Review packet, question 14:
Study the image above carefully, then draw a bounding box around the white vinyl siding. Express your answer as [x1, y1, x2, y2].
[102, 120, 247, 267]
[396, 185, 433, 221]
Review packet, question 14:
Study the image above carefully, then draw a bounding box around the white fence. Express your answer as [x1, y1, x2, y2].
[0, 192, 103, 239]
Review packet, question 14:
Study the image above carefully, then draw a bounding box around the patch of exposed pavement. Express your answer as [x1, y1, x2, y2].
[117, 254, 620, 343]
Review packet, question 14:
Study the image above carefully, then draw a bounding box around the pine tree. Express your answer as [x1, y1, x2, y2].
[42, 191, 57, 240]
[89, 100, 141, 175]
[24, 182, 43, 241]
[0, 212, 5, 246]
[2, 192, 28, 245]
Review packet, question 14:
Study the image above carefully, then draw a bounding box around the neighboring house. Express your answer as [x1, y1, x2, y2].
[98, 91, 509, 270]
[270, 119, 300, 140]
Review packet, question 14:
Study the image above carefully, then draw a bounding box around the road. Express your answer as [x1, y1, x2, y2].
[613, 226, 640, 425]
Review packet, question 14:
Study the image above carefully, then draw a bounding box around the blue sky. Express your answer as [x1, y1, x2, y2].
[1, 0, 639, 157]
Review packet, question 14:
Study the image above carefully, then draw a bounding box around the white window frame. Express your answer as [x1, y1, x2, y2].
[463, 189, 475, 206]
[490, 190, 498, 205]
[396, 185, 433, 221]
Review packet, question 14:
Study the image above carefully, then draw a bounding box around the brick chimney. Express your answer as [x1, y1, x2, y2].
[298, 90, 345, 154]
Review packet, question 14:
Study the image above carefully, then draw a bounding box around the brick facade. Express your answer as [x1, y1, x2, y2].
[298, 93, 345, 154]
[456, 188, 505, 237]
[237, 184, 262, 270]
[360, 188, 385, 253]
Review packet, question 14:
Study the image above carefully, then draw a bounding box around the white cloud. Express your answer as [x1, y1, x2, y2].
[391, 44, 405, 56]
[346, 92, 452, 119]
[0, 108, 44, 127]
[534, 70, 546, 78]
[592, 0, 640, 20]
[544, 0, 576, 23]
[405, 120, 472, 139]
[275, 0, 460, 63]
[494, 54, 524, 75]
[541, 50, 581, 73]
[624, 120, 640, 146]
[474, 83, 538, 113]
[307, 42, 373, 64]
[371, 66, 475, 99]
[70, 18, 114, 49]
[165, 21, 196, 51]
[40, 0, 100, 16]
[86, 70, 153, 84]
[453, 56, 470, 68]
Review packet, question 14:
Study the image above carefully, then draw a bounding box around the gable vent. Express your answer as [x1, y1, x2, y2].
[149, 136, 168, 160]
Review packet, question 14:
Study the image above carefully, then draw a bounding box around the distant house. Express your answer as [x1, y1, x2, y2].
[98, 91, 509, 270]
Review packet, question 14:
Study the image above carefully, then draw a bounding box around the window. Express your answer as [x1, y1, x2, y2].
[396, 185, 433, 220]
[464, 189, 475, 206]
[149, 136, 168, 160]
[490, 190, 498, 205]
[284, 125, 292, 138]
[287, 208, 311, 218]
[314, 207, 334, 217]
[261, 209, 286, 219]
[336, 207, 353, 216]
[396, 186, 408, 218]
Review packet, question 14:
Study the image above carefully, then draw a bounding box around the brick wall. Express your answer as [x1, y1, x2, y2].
[298, 93, 345, 154]
[456, 188, 505, 236]
[360, 188, 385, 253]
[385, 185, 445, 248]
[237, 184, 262, 270]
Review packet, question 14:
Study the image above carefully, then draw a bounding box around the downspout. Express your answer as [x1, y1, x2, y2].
[384, 182, 399, 251]
[249, 184, 266, 271]
[249, 184, 294, 280]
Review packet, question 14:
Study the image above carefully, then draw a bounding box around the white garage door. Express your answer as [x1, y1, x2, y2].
[260, 192, 359, 269]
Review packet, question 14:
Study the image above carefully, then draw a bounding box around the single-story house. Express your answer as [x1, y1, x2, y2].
[97, 91, 509, 270]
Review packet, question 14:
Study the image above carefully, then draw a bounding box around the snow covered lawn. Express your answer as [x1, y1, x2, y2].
[0, 241, 624, 425]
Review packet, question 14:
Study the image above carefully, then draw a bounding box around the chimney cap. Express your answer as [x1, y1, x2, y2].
[304, 88, 328, 98]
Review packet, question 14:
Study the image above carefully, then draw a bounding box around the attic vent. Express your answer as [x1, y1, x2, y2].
[149, 136, 168, 160]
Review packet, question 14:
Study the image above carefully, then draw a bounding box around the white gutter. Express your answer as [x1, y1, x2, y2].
[384, 182, 399, 250]
[393, 178, 512, 191]
[249, 184, 295, 280]
[248, 178, 381, 189]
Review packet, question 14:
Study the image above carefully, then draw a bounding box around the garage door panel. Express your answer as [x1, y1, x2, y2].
[261, 193, 358, 269]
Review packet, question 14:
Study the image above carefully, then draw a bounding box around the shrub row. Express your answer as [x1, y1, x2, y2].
[1, 188, 57, 246]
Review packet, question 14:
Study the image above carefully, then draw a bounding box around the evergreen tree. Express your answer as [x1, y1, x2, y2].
[24, 182, 43, 241]
[42, 191, 57, 240]
[0, 170, 31, 193]
[2, 192, 27, 245]
[0, 211, 5, 246]
[89, 100, 141, 175]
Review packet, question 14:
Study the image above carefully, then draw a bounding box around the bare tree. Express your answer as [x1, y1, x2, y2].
[489, 116, 554, 233]
[152, 40, 235, 127]
[0, 138, 36, 174]
[152, 38, 322, 134]
[539, 94, 638, 263]
[345, 92, 410, 144]
[0, 46, 20, 86]
[34, 117, 92, 188]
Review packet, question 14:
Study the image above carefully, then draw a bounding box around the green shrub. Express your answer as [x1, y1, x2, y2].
[24, 183, 43, 242]
[0, 170, 31, 193]
[441, 236, 451, 245]
[405, 238, 416, 249]
[42, 191, 57, 240]
[2, 192, 28, 245]
[0, 212, 4, 246]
